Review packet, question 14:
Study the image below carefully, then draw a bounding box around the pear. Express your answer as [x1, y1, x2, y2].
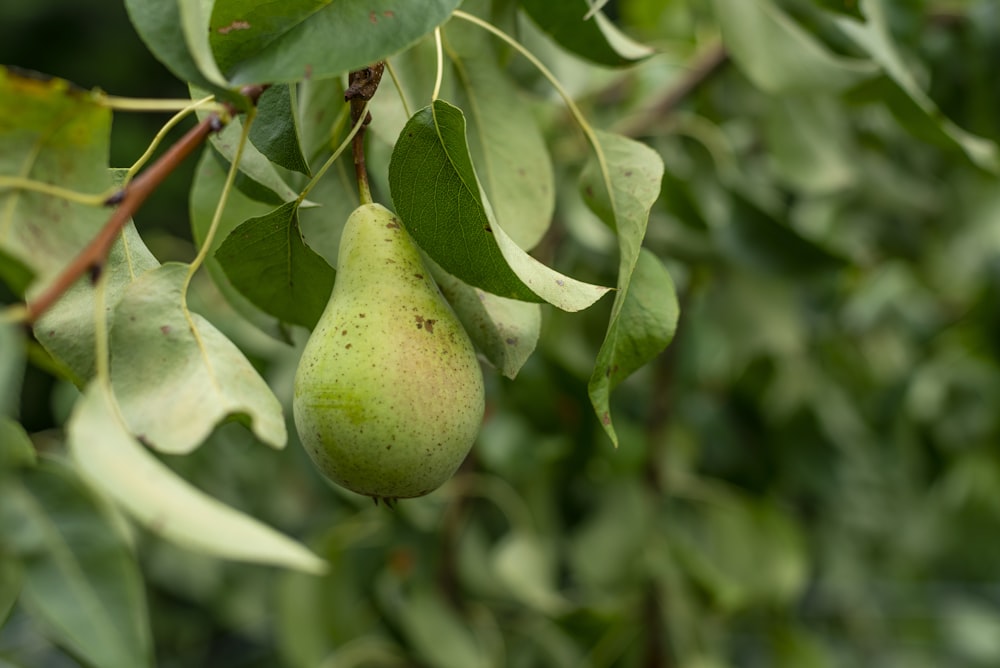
[293, 203, 485, 501]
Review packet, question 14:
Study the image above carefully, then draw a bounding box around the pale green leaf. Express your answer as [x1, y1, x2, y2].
[713, 0, 878, 93]
[110, 263, 286, 454]
[396, 588, 490, 668]
[766, 95, 856, 193]
[445, 21, 555, 250]
[68, 382, 327, 574]
[433, 266, 541, 379]
[836, 0, 1000, 171]
[580, 131, 667, 445]
[389, 100, 610, 312]
[210, 0, 463, 84]
[492, 531, 566, 613]
[0, 557, 20, 626]
[0, 457, 152, 668]
[215, 201, 335, 329]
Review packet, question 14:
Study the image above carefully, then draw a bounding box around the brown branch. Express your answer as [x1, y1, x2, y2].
[26, 114, 222, 323]
[345, 63, 384, 204]
[617, 41, 729, 137]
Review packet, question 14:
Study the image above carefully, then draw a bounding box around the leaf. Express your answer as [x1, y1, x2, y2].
[249, 85, 310, 176]
[765, 95, 856, 194]
[0, 417, 35, 470]
[210, 0, 463, 85]
[712, 0, 877, 93]
[433, 266, 541, 379]
[68, 381, 327, 574]
[124, 0, 233, 100]
[215, 201, 336, 329]
[0, 557, 20, 627]
[492, 531, 566, 614]
[0, 322, 24, 418]
[444, 21, 555, 250]
[389, 100, 609, 312]
[519, 0, 654, 67]
[189, 148, 290, 339]
[579, 131, 666, 445]
[109, 263, 286, 454]
[0, 457, 153, 668]
[836, 0, 1000, 171]
[396, 587, 490, 668]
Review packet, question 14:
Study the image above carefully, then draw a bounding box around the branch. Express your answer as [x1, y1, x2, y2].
[616, 41, 729, 137]
[345, 63, 385, 205]
[26, 114, 221, 323]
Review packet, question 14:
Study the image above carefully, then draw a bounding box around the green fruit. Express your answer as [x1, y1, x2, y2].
[293, 203, 485, 501]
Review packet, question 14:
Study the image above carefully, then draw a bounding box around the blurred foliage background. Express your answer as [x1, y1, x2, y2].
[4, 0, 1000, 666]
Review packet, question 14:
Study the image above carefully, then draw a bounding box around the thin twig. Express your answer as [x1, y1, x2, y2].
[615, 41, 729, 137]
[26, 114, 222, 323]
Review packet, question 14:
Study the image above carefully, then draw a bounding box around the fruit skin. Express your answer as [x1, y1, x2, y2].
[293, 203, 485, 500]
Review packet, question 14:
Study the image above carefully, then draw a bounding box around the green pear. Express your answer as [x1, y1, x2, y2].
[293, 203, 485, 501]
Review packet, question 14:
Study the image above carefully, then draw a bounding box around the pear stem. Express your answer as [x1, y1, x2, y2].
[345, 63, 384, 206]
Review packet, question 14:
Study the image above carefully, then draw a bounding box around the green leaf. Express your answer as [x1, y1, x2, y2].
[210, 0, 463, 84]
[0, 417, 35, 470]
[389, 100, 609, 311]
[433, 266, 541, 379]
[0, 323, 24, 418]
[444, 21, 555, 250]
[215, 201, 336, 329]
[712, 0, 877, 93]
[836, 0, 1000, 171]
[492, 531, 566, 614]
[0, 457, 152, 668]
[579, 131, 666, 445]
[249, 85, 310, 176]
[717, 192, 847, 276]
[124, 0, 232, 99]
[765, 95, 856, 194]
[109, 263, 287, 454]
[519, 0, 654, 67]
[189, 148, 290, 339]
[396, 587, 490, 668]
[68, 381, 327, 574]
[0, 557, 20, 627]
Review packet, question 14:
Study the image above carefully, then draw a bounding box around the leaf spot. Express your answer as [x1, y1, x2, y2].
[624, 170, 633, 177]
[160, 325, 171, 335]
[601, 412, 611, 425]
[383, 10, 395, 18]
[341, 329, 347, 335]
[217, 20, 251, 34]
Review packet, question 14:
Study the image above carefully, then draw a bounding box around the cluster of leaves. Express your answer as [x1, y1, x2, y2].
[4, 0, 1000, 666]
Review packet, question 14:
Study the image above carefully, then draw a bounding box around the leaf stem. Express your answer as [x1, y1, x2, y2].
[25, 113, 225, 324]
[101, 95, 224, 113]
[298, 99, 372, 204]
[124, 95, 216, 184]
[0, 176, 112, 206]
[384, 59, 412, 119]
[432, 27, 445, 101]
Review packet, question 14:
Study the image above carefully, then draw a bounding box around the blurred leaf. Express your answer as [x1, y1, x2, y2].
[444, 20, 555, 250]
[216, 202, 335, 329]
[492, 531, 566, 613]
[765, 95, 855, 193]
[68, 381, 327, 574]
[109, 263, 286, 454]
[569, 481, 651, 592]
[580, 131, 667, 445]
[210, 0, 463, 84]
[433, 266, 541, 379]
[389, 100, 610, 311]
[713, 0, 877, 93]
[716, 192, 847, 276]
[0, 557, 19, 627]
[771, 627, 836, 668]
[837, 0, 1000, 171]
[249, 84, 310, 175]
[0, 457, 152, 668]
[0, 323, 24, 418]
[519, 0, 654, 67]
[943, 598, 1000, 665]
[396, 587, 490, 668]
[0, 418, 35, 470]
